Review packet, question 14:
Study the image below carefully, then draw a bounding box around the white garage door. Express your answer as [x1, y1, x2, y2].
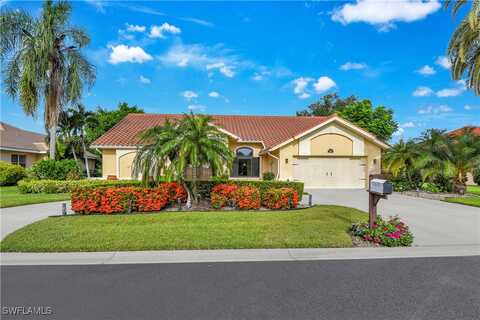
[293, 157, 366, 188]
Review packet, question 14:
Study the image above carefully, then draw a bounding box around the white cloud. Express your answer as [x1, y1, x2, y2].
[187, 104, 206, 112]
[412, 86, 433, 97]
[436, 80, 466, 97]
[313, 76, 336, 93]
[139, 75, 151, 84]
[464, 105, 479, 111]
[436, 56, 452, 69]
[108, 45, 153, 64]
[182, 90, 198, 101]
[393, 127, 405, 137]
[292, 77, 313, 99]
[149, 23, 181, 38]
[417, 65, 436, 76]
[331, 0, 441, 31]
[400, 121, 415, 128]
[206, 62, 235, 78]
[340, 62, 367, 71]
[208, 91, 220, 98]
[126, 24, 146, 32]
[418, 105, 453, 115]
[252, 70, 271, 81]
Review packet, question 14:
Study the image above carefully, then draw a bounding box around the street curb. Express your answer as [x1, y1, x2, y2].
[1, 245, 479, 266]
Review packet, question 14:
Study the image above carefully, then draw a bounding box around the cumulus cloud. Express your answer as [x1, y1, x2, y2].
[149, 22, 181, 38]
[417, 65, 436, 76]
[139, 75, 151, 84]
[331, 0, 441, 31]
[313, 76, 336, 93]
[126, 24, 146, 32]
[393, 127, 405, 137]
[400, 121, 415, 128]
[292, 77, 313, 99]
[436, 80, 466, 97]
[418, 105, 453, 115]
[187, 104, 206, 112]
[208, 91, 220, 98]
[182, 90, 198, 101]
[340, 62, 367, 71]
[436, 56, 452, 69]
[412, 86, 433, 97]
[108, 44, 153, 64]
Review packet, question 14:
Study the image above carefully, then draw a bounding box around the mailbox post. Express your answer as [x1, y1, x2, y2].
[368, 175, 393, 228]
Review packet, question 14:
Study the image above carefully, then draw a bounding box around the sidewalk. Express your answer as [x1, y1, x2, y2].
[2, 245, 479, 266]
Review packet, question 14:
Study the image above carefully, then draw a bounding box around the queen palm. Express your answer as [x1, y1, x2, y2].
[1, 0, 95, 159]
[444, 0, 480, 94]
[133, 113, 234, 207]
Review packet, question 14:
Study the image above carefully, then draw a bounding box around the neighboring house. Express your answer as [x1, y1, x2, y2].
[0, 121, 48, 167]
[448, 126, 480, 185]
[0, 121, 98, 174]
[92, 113, 388, 189]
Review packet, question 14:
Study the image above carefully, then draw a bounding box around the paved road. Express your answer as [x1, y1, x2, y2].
[1, 257, 479, 320]
[308, 189, 480, 247]
[0, 201, 72, 240]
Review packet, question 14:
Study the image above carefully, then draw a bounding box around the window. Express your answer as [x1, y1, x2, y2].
[11, 154, 26, 168]
[231, 147, 260, 177]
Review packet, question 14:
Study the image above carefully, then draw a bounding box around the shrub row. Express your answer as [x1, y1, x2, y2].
[29, 159, 82, 180]
[211, 184, 299, 210]
[71, 183, 186, 214]
[0, 161, 26, 186]
[17, 179, 143, 194]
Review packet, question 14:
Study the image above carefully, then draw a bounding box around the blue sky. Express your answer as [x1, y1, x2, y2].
[1, 0, 479, 142]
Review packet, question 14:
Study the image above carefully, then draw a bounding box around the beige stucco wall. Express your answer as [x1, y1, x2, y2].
[0, 150, 45, 168]
[278, 141, 299, 181]
[310, 133, 353, 156]
[118, 151, 136, 179]
[101, 149, 116, 178]
[364, 140, 382, 186]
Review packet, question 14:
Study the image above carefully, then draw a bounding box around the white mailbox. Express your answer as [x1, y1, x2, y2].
[370, 179, 393, 195]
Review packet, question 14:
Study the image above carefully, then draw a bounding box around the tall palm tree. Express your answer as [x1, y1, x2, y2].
[58, 109, 80, 161]
[69, 104, 95, 178]
[133, 113, 234, 207]
[1, 0, 95, 159]
[444, 0, 480, 95]
[383, 139, 422, 185]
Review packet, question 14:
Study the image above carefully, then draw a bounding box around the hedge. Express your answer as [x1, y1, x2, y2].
[29, 159, 82, 180]
[0, 161, 26, 186]
[17, 179, 143, 194]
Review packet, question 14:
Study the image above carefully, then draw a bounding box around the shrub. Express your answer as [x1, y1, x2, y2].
[17, 179, 143, 194]
[71, 182, 186, 214]
[420, 182, 441, 193]
[262, 172, 275, 181]
[262, 187, 299, 209]
[351, 216, 414, 247]
[210, 184, 238, 209]
[0, 161, 26, 186]
[473, 167, 480, 185]
[30, 159, 82, 180]
[234, 186, 261, 210]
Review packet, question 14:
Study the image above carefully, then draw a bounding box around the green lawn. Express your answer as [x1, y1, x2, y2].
[0, 186, 70, 208]
[445, 196, 480, 208]
[0, 205, 366, 252]
[467, 185, 480, 196]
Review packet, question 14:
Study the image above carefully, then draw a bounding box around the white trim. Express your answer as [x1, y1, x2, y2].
[268, 116, 389, 151]
[0, 146, 47, 154]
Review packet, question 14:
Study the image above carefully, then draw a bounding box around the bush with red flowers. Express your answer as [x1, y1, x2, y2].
[350, 216, 414, 247]
[262, 187, 299, 209]
[210, 184, 238, 209]
[71, 182, 186, 214]
[234, 186, 261, 210]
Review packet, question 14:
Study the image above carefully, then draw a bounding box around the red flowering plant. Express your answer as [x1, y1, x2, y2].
[262, 187, 299, 209]
[234, 186, 261, 210]
[162, 182, 187, 204]
[210, 184, 238, 209]
[351, 215, 414, 247]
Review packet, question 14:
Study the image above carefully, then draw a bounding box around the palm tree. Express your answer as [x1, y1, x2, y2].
[58, 109, 80, 162]
[444, 0, 480, 95]
[69, 104, 95, 178]
[1, 0, 96, 159]
[383, 139, 422, 185]
[133, 113, 234, 207]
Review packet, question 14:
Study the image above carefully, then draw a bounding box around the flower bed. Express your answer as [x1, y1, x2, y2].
[71, 182, 186, 214]
[350, 216, 414, 247]
[210, 184, 299, 210]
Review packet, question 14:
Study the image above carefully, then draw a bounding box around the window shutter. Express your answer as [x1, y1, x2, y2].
[252, 157, 260, 177]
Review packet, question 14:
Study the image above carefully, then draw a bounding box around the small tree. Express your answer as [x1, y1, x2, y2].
[296, 93, 357, 116]
[383, 139, 422, 186]
[133, 113, 234, 207]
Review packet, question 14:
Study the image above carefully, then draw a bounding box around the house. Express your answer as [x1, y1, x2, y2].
[92, 113, 388, 188]
[0, 121, 98, 174]
[448, 126, 480, 185]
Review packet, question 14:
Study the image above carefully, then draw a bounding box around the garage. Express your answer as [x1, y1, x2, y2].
[293, 156, 366, 188]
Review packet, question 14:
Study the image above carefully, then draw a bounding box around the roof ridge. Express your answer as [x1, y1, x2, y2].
[127, 113, 329, 119]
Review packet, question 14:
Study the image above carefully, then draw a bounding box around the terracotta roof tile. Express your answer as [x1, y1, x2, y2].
[92, 113, 330, 150]
[447, 126, 480, 137]
[0, 122, 48, 153]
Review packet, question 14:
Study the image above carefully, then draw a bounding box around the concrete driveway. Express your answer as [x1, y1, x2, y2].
[307, 189, 480, 247]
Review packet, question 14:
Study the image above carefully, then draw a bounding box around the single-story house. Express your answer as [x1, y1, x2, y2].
[0, 121, 98, 174]
[448, 126, 480, 185]
[92, 113, 388, 189]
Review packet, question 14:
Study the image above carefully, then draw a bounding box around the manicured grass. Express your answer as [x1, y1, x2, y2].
[0, 205, 367, 252]
[444, 196, 480, 208]
[0, 186, 70, 208]
[467, 185, 480, 196]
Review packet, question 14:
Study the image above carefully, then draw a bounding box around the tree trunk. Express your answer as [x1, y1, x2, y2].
[183, 182, 193, 208]
[49, 125, 57, 159]
[71, 145, 78, 162]
[192, 165, 198, 204]
[81, 137, 91, 178]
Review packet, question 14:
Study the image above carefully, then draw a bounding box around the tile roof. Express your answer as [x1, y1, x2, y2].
[92, 113, 331, 150]
[447, 126, 480, 137]
[0, 122, 48, 153]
